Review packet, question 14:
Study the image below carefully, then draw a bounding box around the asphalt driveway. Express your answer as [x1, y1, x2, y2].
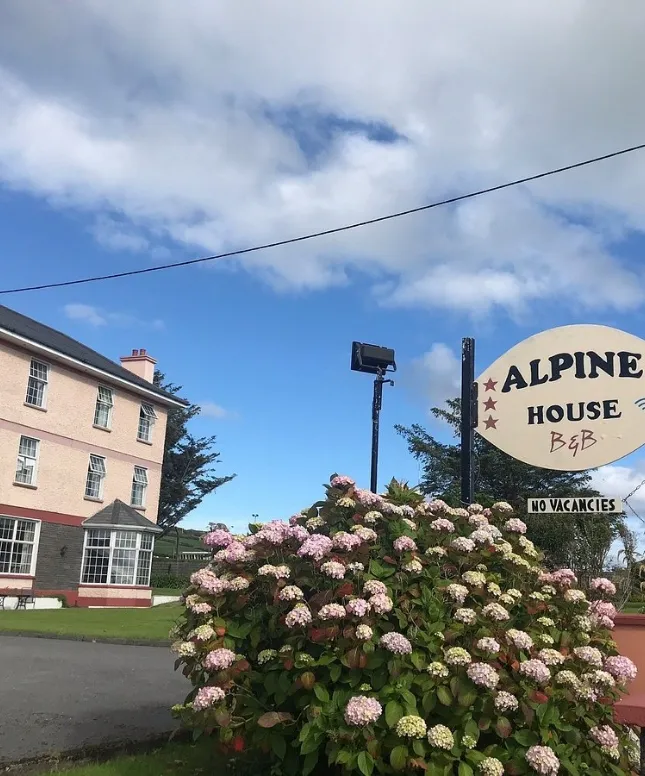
[0, 635, 189, 764]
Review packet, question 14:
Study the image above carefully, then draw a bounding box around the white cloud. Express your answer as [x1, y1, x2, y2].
[406, 343, 461, 412]
[590, 464, 645, 516]
[63, 303, 164, 330]
[199, 402, 232, 420]
[3, 2, 645, 312]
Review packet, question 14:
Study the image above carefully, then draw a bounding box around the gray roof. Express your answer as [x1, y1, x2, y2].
[83, 499, 163, 533]
[0, 304, 187, 406]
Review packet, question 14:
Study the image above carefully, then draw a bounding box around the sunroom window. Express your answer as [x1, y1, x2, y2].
[81, 529, 154, 586]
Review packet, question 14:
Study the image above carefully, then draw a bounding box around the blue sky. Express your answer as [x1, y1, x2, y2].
[3, 187, 645, 537]
[2, 1, 645, 544]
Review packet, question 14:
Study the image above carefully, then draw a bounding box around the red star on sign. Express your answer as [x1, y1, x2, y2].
[483, 397, 497, 411]
[483, 378, 497, 391]
[484, 415, 498, 430]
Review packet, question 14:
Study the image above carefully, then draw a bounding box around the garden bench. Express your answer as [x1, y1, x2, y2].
[615, 694, 644, 775]
[0, 589, 35, 610]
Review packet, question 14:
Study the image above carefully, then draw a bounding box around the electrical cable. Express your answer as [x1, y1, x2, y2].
[2, 141, 645, 295]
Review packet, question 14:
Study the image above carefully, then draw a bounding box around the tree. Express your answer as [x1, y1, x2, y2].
[396, 398, 633, 580]
[154, 371, 235, 534]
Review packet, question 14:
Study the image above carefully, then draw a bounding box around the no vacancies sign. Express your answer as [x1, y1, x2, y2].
[527, 497, 623, 514]
[476, 325, 645, 471]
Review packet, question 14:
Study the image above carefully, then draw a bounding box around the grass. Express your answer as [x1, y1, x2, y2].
[622, 601, 645, 614]
[0, 603, 181, 642]
[153, 588, 183, 597]
[36, 740, 224, 775]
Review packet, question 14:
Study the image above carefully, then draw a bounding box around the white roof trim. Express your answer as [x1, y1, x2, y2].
[82, 521, 163, 534]
[0, 327, 185, 408]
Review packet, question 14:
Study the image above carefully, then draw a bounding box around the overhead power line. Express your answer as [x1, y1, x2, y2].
[2, 141, 645, 296]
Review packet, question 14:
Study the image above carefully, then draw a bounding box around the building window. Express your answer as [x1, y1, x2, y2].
[15, 436, 40, 486]
[85, 455, 106, 500]
[81, 529, 154, 586]
[0, 516, 39, 575]
[131, 466, 148, 508]
[25, 359, 49, 408]
[137, 403, 157, 442]
[94, 386, 114, 429]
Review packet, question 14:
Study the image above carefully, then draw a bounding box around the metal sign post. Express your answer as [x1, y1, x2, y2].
[460, 337, 477, 505]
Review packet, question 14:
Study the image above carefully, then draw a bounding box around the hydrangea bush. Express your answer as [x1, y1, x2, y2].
[171, 476, 640, 776]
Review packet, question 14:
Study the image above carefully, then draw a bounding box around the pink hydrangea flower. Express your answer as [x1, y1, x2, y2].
[214, 541, 248, 564]
[363, 580, 387, 597]
[589, 725, 619, 749]
[346, 598, 371, 617]
[589, 600, 617, 621]
[525, 745, 560, 776]
[574, 647, 603, 668]
[492, 501, 513, 514]
[427, 499, 449, 514]
[256, 520, 290, 545]
[476, 637, 501, 655]
[482, 603, 510, 622]
[447, 584, 469, 604]
[604, 655, 637, 682]
[203, 529, 233, 548]
[278, 585, 304, 602]
[288, 525, 309, 542]
[332, 531, 362, 551]
[393, 536, 417, 553]
[590, 577, 617, 597]
[451, 537, 476, 553]
[204, 649, 237, 672]
[504, 518, 527, 534]
[353, 488, 383, 508]
[352, 526, 378, 543]
[356, 624, 373, 640]
[494, 691, 519, 712]
[550, 568, 577, 589]
[430, 518, 455, 533]
[190, 569, 230, 596]
[506, 629, 533, 650]
[467, 663, 500, 689]
[285, 604, 312, 628]
[193, 686, 226, 710]
[344, 696, 382, 726]
[319, 603, 346, 620]
[518, 660, 551, 684]
[370, 593, 394, 614]
[330, 475, 355, 489]
[380, 632, 412, 655]
[298, 534, 333, 561]
[321, 561, 346, 579]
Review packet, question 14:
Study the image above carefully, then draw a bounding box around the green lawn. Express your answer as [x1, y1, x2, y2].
[0, 603, 181, 642]
[37, 740, 223, 775]
[153, 588, 183, 596]
[622, 601, 645, 614]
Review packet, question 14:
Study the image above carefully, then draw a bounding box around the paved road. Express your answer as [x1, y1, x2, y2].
[0, 636, 189, 764]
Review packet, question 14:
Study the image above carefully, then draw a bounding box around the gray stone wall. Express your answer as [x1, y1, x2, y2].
[34, 523, 84, 592]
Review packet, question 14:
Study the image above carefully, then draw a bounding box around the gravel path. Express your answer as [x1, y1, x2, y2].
[0, 635, 188, 764]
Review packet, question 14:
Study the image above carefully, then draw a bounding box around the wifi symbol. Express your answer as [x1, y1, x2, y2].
[635, 398, 645, 410]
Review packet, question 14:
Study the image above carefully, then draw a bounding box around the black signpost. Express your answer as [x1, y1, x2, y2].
[460, 337, 478, 505]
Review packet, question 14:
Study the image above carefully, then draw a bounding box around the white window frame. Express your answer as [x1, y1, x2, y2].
[93, 385, 114, 429]
[80, 529, 154, 586]
[130, 466, 148, 508]
[0, 515, 41, 576]
[137, 402, 157, 443]
[85, 455, 107, 500]
[25, 358, 50, 409]
[14, 435, 40, 487]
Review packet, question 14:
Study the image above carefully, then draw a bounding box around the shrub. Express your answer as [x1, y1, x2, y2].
[171, 475, 640, 776]
[151, 573, 191, 590]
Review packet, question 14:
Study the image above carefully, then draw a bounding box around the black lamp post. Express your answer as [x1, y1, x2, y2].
[351, 342, 396, 493]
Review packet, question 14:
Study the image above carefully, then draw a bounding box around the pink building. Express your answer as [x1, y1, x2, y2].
[0, 305, 188, 607]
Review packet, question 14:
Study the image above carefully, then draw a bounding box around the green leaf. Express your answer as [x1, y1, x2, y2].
[412, 740, 426, 757]
[437, 686, 452, 706]
[385, 701, 404, 728]
[390, 745, 408, 771]
[464, 720, 479, 741]
[257, 712, 294, 728]
[301, 735, 322, 755]
[458, 686, 478, 707]
[513, 729, 539, 747]
[302, 751, 318, 776]
[313, 684, 330, 703]
[422, 692, 437, 714]
[458, 764, 474, 776]
[271, 736, 287, 760]
[329, 664, 342, 683]
[411, 652, 425, 670]
[358, 751, 374, 776]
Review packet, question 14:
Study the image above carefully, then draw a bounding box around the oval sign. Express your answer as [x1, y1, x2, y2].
[475, 325, 645, 471]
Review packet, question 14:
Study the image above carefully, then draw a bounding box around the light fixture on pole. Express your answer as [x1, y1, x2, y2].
[351, 342, 396, 493]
